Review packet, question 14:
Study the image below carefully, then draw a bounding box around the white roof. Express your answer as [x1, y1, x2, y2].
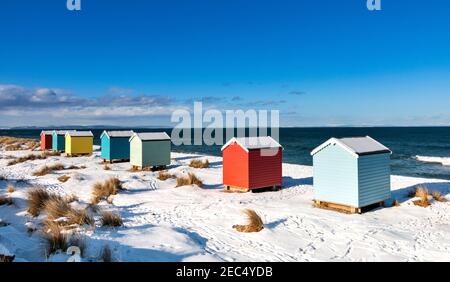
[40, 130, 53, 135]
[101, 130, 134, 139]
[53, 130, 76, 135]
[311, 136, 391, 157]
[221, 136, 282, 152]
[66, 131, 93, 137]
[130, 132, 171, 142]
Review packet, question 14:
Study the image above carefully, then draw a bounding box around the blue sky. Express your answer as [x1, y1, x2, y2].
[1, 0, 450, 127]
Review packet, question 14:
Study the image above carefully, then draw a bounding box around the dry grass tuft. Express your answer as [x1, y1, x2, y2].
[91, 177, 122, 204]
[7, 184, 15, 193]
[58, 175, 71, 183]
[392, 199, 400, 207]
[0, 136, 39, 151]
[100, 211, 123, 227]
[413, 187, 430, 207]
[44, 195, 93, 226]
[27, 188, 51, 216]
[65, 194, 78, 203]
[5, 144, 21, 151]
[7, 153, 46, 166]
[103, 164, 111, 171]
[44, 196, 72, 220]
[67, 165, 84, 170]
[43, 220, 69, 255]
[415, 187, 429, 199]
[0, 254, 15, 262]
[43, 151, 61, 157]
[33, 163, 65, 176]
[189, 159, 210, 169]
[232, 209, 264, 233]
[128, 166, 140, 172]
[100, 245, 112, 262]
[0, 195, 13, 206]
[158, 170, 174, 181]
[176, 173, 203, 188]
[431, 191, 447, 202]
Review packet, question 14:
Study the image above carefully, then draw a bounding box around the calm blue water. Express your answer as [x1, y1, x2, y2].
[1, 127, 450, 180]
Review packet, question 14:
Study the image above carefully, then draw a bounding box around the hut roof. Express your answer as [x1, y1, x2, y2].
[66, 131, 94, 137]
[221, 136, 282, 152]
[311, 136, 391, 157]
[130, 132, 171, 142]
[40, 130, 53, 135]
[53, 130, 76, 135]
[101, 130, 134, 139]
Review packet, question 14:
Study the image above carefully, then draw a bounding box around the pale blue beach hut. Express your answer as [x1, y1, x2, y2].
[311, 136, 392, 213]
[100, 130, 134, 162]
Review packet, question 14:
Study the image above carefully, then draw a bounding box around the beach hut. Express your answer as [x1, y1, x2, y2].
[40, 131, 53, 151]
[100, 130, 134, 163]
[65, 131, 94, 156]
[221, 136, 283, 192]
[129, 132, 171, 169]
[311, 136, 392, 213]
[52, 130, 76, 152]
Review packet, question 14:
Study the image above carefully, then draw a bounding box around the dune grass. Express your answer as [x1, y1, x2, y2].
[0, 136, 39, 151]
[7, 153, 47, 166]
[431, 191, 447, 202]
[412, 187, 431, 207]
[232, 209, 264, 233]
[0, 254, 15, 262]
[44, 195, 93, 226]
[189, 159, 210, 169]
[176, 173, 203, 188]
[103, 164, 111, 171]
[7, 184, 15, 193]
[157, 170, 174, 181]
[43, 220, 70, 256]
[58, 175, 71, 183]
[91, 177, 123, 204]
[27, 188, 52, 216]
[33, 163, 66, 176]
[100, 211, 123, 227]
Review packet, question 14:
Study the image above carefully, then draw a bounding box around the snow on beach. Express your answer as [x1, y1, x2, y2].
[1, 147, 450, 262]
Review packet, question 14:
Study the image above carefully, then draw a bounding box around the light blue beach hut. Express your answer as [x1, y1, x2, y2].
[100, 130, 134, 162]
[52, 130, 76, 152]
[311, 136, 392, 213]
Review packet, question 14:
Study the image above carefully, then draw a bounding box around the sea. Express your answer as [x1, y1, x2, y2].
[1, 127, 450, 180]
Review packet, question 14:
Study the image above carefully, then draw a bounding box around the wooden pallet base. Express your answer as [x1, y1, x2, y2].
[224, 185, 282, 193]
[103, 159, 129, 164]
[313, 200, 384, 214]
[130, 165, 167, 172]
[65, 153, 92, 158]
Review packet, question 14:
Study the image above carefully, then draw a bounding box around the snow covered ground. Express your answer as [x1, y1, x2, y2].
[1, 147, 450, 262]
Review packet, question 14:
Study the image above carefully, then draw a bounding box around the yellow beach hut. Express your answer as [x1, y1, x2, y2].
[65, 131, 94, 156]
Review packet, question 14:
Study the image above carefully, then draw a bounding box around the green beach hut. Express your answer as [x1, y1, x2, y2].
[52, 130, 76, 152]
[129, 132, 171, 169]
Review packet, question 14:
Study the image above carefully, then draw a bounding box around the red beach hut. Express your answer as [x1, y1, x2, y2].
[40, 130, 53, 151]
[221, 136, 283, 191]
